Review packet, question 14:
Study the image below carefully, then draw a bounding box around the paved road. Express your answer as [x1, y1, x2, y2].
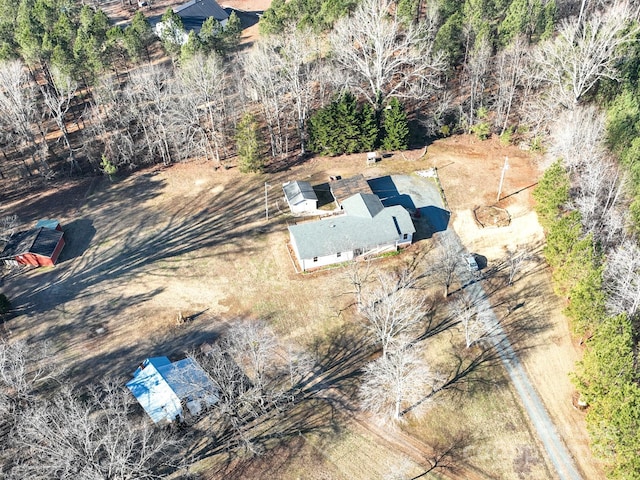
[443, 227, 583, 480]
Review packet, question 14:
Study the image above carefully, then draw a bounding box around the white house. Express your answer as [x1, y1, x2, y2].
[154, 0, 229, 45]
[283, 180, 318, 214]
[288, 193, 415, 271]
[126, 356, 218, 424]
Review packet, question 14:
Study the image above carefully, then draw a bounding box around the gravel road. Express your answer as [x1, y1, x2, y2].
[446, 227, 583, 480]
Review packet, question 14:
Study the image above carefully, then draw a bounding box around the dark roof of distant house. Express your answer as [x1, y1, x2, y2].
[330, 174, 373, 206]
[0, 227, 63, 260]
[283, 181, 318, 206]
[174, 0, 229, 32]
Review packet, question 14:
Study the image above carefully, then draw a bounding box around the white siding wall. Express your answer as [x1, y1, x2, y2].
[290, 199, 318, 214]
[300, 250, 354, 271]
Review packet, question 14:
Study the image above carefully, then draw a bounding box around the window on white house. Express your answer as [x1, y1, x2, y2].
[403, 233, 408, 240]
[337, 252, 341, 257]
[313, 257, 318, 262]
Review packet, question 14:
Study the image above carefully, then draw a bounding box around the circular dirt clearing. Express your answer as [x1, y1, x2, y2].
[474, 205, 511, 228]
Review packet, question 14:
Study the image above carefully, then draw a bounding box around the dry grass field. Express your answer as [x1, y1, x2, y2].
[0, 135, 602, 479]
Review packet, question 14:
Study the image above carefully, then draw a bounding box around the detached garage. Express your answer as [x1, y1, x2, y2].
[0, 220, 65, 267]
[283, 181, 318, 214]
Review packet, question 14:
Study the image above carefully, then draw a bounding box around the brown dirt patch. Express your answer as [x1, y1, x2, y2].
[474, 205, 510, 228]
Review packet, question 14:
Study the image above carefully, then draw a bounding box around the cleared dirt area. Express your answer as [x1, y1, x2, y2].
[0, 135, 602, 479]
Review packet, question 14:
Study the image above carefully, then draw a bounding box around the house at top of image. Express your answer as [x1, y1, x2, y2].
[174, 0, 229, 32]
[154, 0, 229, 45]
[288, 192, 415, 272]
[126, 356, 219, 424]
[0, 219, 65, 267]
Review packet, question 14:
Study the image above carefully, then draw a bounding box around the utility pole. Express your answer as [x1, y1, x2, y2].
[497, 156, 509, 203]
[265, 182, 272, 221]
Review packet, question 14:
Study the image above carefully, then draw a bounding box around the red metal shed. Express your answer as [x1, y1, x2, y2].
[0, 222, 65, 267]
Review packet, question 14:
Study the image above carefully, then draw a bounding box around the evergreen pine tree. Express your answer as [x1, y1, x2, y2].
[236, 113, 264, 173]
[381, 98, 409, 151]
[223, 12, 242, 51]
[359, 102, 379, 151]
[199, 17, 223, 54]
[337, 93, 361, 154]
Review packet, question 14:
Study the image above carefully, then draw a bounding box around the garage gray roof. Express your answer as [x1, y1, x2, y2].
[283, 181, 317, 206]
[342, 193, 384, 218]
[289, 199, 415, 259]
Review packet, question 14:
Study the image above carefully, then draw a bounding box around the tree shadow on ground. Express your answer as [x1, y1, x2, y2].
[59, 218, 96, 261]
[0, 178, 95, 226]
[408, 428, 478, 480]
[182, 323, 371, 475]
[264, 152, 311, 174]
[6, 170, 263, 321]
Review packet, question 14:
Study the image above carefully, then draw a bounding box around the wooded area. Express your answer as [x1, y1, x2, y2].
[1, 0, 640, 478]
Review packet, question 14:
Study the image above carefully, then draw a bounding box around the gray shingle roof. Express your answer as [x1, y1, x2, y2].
[342, 193, 384, 218]
[283, 181, 318, 206]
[289, 201, 415, 259]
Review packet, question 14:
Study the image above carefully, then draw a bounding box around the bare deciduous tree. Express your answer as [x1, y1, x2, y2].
[241, 40, 289, 158]
[0, 340, 60, 417]
[360, 271, 425, 358]
[463, 37, 491, 130]
[226, 320, 280, 410]
[329, 0, 445, 110]
[194, 321, 311, 454]
[0, 215, 18, 243]
[178, 53, 230, 165]
[549, 105, 606, 173]
[41, 69, 80, 174]
[549, 105, 627, 244]
[359, 347, 436, 421]
[450, 294, 486, 348]
[533, 1, 640, 106]
[604, 240, 640, 317]
[0, 60, 48, 176]
[272, 27, 320, 156]
[428, 234, 462, 299]
[493, 36, 530, 134]
[10, 382, 179, 480]
[344, 256, 374, 308]
[505, 247, 531, 286]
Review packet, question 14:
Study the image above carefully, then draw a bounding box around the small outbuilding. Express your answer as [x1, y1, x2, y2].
[0, 220, 65, 267]
[126, 356, 219, 424]
[283, 180, 318, 214]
